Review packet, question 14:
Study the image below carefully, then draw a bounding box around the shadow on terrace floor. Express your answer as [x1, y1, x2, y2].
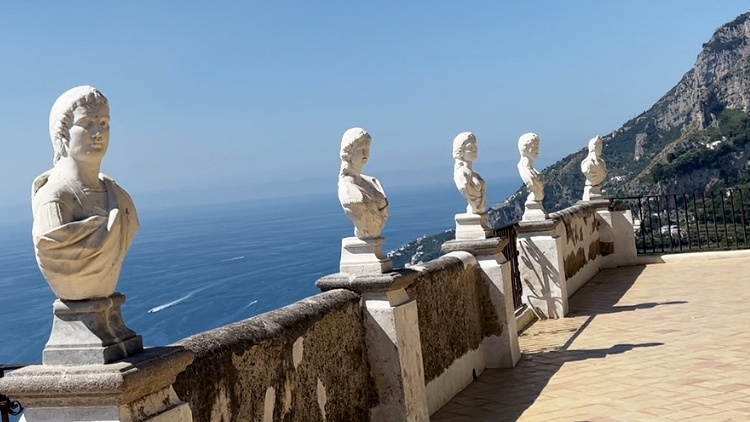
[431, 264, 689, 422]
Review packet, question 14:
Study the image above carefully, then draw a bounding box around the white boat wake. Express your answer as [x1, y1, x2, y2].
[148, 285, 212, 314]
[148, 293, 194, 313]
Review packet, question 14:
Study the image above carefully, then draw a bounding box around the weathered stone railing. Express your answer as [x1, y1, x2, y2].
[517, 199, 637, 318]
[173, 289, 373, 421]
[171, 237, 519, 421]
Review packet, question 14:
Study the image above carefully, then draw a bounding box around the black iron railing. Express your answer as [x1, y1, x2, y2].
[614, 187, 750, 255]
[492, 222, 523, 310]
[0, 364, 28, 422]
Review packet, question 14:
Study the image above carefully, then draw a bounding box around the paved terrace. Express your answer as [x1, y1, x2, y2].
[432, 256, 750, 421]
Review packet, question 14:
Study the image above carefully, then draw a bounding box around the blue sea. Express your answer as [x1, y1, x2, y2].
[0, 180, 517, 365]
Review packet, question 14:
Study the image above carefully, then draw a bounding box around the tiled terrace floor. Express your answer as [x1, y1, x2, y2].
[432, 257, 750, 421]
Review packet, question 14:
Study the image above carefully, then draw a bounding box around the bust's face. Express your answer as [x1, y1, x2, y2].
[66, 102, 110, 164]
[522, 138, 539, 159]
[462, 139, 478, 163]
[349, 139, 370, 175]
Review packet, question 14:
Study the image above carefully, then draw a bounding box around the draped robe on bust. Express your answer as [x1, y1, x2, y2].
[454, 165, 486, 214]
[338, 174, 389, 239]
[31, 172, 139, 300]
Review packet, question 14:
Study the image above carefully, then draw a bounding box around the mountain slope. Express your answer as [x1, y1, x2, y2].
[391, 12, 750, 268]
[491, 12, 750, 225]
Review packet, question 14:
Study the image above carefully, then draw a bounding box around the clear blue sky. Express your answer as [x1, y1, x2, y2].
[1, 1, 748, 217]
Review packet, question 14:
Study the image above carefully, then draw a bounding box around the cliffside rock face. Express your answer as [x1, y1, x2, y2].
[634, 133, 648, 161]
[646, 13, 750, 135]
[697, 15, 750, 112]
[490, 12, 750, 224]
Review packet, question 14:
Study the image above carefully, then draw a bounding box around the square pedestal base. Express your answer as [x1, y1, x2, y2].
[583, 185, 603, 201]
[340, 237, 393, 275]
[44, 293, 143, 366]
[522, 200, 548, 222]
[454, 212, 489, 240]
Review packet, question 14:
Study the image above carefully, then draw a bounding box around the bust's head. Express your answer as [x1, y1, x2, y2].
[452, 132, 477, 162]
[518, 133, 540, 159]
[588, 135, 603, 156]
[49, 86, 109, 165]
[340, 127, 371, 176]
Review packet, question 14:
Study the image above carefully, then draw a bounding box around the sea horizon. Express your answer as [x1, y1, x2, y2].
[0, 177, 519, 364]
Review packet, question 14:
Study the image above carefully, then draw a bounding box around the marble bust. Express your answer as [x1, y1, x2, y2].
[581, 135, 607, 200]
[338, 127, 389, 239]
[517, 133, 547, 221]
[453, 132, 486, 214]
[31, 85, 139, 300]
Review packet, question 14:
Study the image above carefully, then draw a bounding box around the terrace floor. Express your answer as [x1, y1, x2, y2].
[431, 256, 750, 421]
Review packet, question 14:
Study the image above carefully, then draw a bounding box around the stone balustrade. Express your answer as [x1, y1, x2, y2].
[2, 195, 637, 422]
[2, 199, 634, 421]
[516, 200, 637, 319]
[168, 238, 521, 422]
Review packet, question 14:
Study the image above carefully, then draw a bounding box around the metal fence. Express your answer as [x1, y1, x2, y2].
[492, 222, 523, 310]
[0, 364, 27, 422]
[614, 187, 750, 255]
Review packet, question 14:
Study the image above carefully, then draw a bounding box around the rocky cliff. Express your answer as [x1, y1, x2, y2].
[391, 12, 750, 268]
[492, 12, 750, 223]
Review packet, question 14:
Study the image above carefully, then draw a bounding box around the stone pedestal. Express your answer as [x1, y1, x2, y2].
[454, 212, 489, 240]
[340, 237, 393, 275]
[317, 271, 428, 422]
[522, 199, 548, 222]
[442, 238, 521, 368]
[516, 219, 568, 318]
[0, 347, 194, 422]
[44, 293, 143, 366]
[583, 185, 603, 201]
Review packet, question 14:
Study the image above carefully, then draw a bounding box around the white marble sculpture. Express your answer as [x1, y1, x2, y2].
[1, 87, 194, 422]
[32, 85, 139, 300]
[581, 135, 607, 201]
[31, 86, 144, 367]
[338, 128, 392, 274]
[517, 133, 548, 221]
[452, 132, 489, 239]
[453, 132, 486, 214]
[338, 128, 389, 239]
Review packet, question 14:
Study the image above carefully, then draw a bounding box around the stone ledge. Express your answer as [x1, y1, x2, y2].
[517, 199, 611, 234]
[441, 236, 508, 257]
[316, 269, 418, 293]
[176, 289, 360, 356]
[0, 346, 193, 408]
[549, 199, 610, 221]
[413, 254, 472, 273]
[636, 248, 750, 264]
[516, 218, 558, 233]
